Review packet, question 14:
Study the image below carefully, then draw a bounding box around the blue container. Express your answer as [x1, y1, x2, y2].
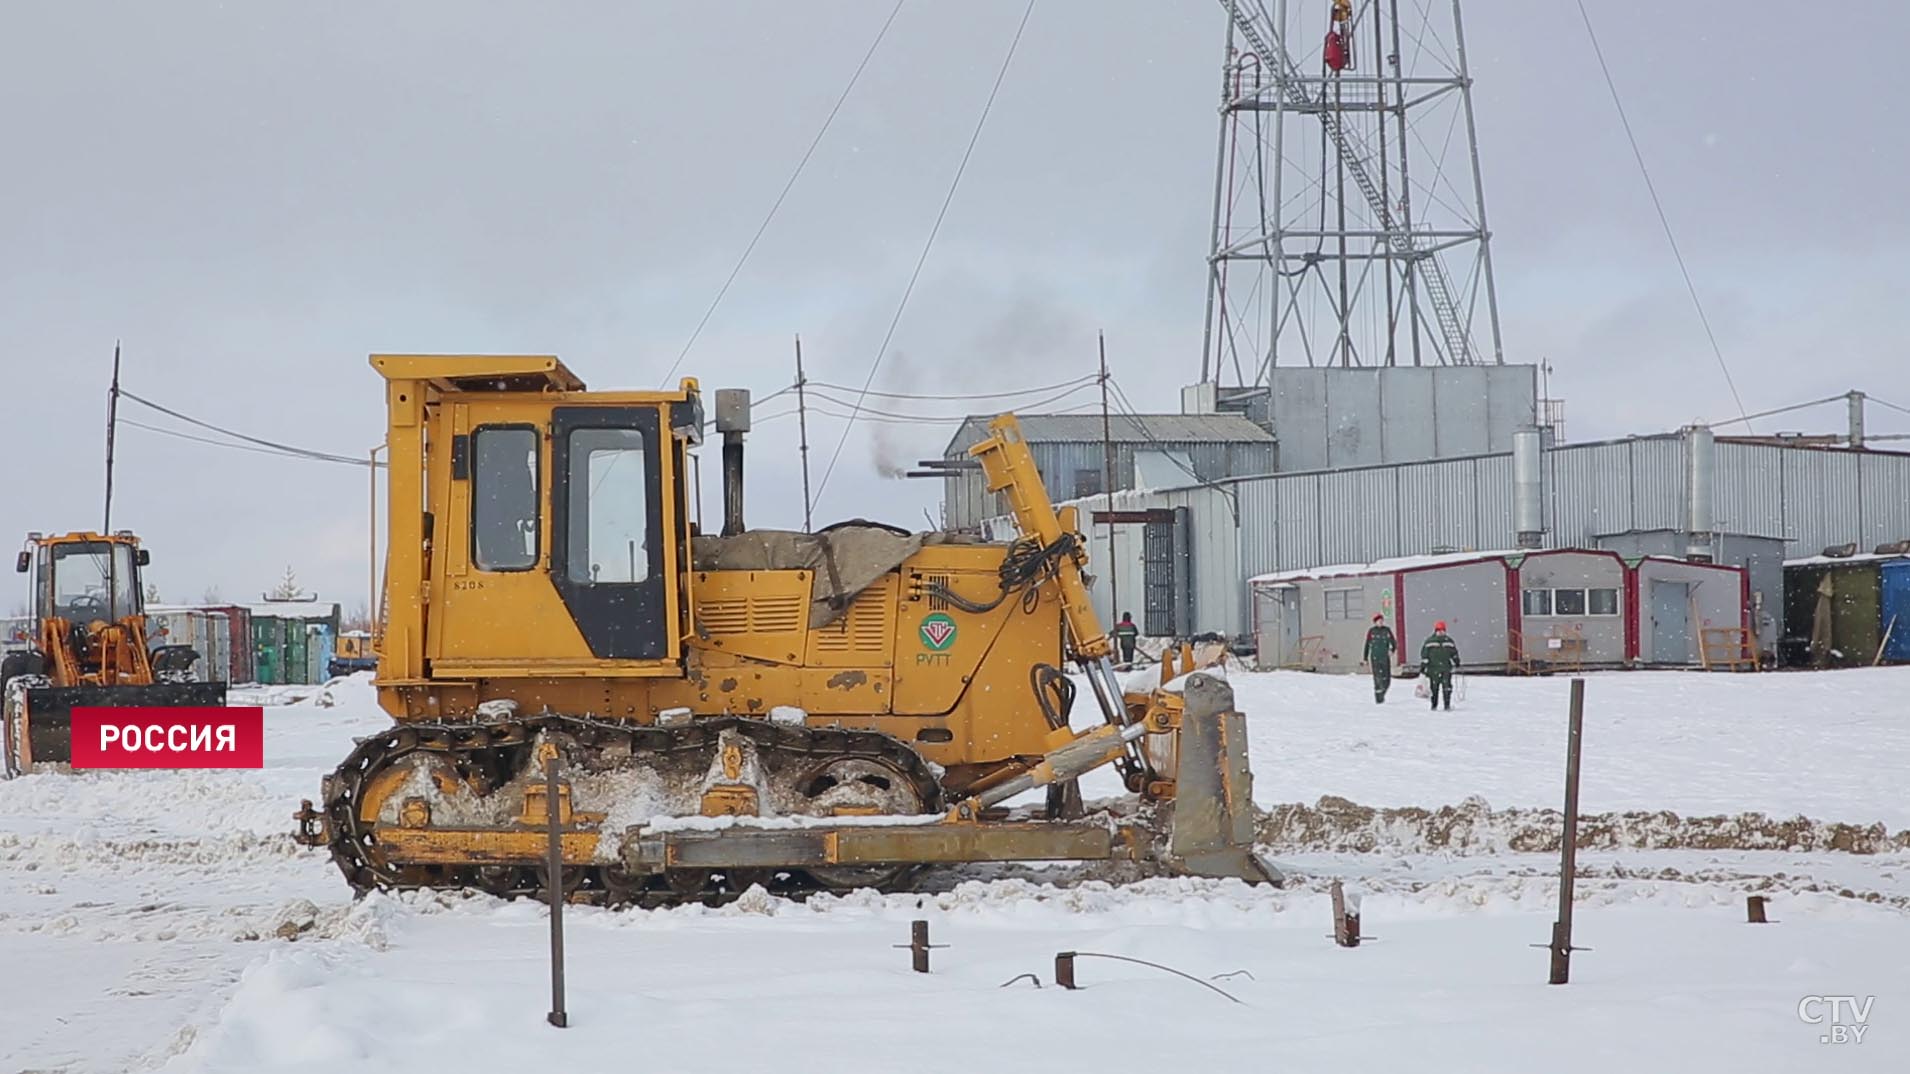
[1882, 560, 1910, 663]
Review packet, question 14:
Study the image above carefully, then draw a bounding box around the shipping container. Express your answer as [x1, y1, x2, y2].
[144, 607, 229, 682]
[1783, 553, 1907, 667]
[255, 614, 319, 685]
[202, 605, 256, 684]
[1882, 560, 1910, 663]
[305, 622, 335, 684]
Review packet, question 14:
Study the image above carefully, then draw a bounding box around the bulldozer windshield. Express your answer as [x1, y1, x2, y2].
[40, 541, 139, 623]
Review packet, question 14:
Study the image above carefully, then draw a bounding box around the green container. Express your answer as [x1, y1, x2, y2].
[283, 623, 310, 685]
[252, 616, 282, 685]
[1784, 562, 1882, 667]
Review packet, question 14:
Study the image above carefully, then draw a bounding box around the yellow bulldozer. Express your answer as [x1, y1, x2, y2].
[293, 355, 1275, 902]
[3, 531, 227, 773]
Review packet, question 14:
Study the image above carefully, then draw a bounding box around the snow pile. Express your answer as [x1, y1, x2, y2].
[300, 672, 378, 711]
[1258, 794, 1910, 855]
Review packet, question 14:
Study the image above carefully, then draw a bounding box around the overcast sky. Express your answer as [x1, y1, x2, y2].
[2, 0, 1905, 612]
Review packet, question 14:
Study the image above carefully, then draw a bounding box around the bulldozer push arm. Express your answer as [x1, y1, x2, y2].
[964, 414, 1148, 791]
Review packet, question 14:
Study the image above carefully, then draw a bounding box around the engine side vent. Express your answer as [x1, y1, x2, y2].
[815, 582, 894, 653]
[699, 599, 749, 635]
[750, 595, 804, 634]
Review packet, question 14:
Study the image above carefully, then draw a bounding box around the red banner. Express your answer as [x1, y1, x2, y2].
[69, 707, 265, 769]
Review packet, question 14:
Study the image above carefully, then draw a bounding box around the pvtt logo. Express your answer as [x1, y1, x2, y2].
[1798, 995, 1875, 1045]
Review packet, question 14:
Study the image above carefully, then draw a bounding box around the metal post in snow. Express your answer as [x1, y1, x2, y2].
[1099, 332, 1117, 621]
[796, 336, 814, 534]
[103, 342, 122, 622]
[1548, 678, 1586, 984]
[545, 755, 569, 1028]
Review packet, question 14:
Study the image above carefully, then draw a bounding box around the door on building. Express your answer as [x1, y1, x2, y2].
[1142, 518, 1174, 638]
[1650, 580, 1691, 663]
[1254, 585, 1301, 668]
[1882, 561, 1910, 663]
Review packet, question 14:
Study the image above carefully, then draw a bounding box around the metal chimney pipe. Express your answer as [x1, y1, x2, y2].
[714, 389, 751, 537]
[1683, 424, 1716, 561]
[1512, 425, 1544, 549]
[1848, 390, 1866, 449]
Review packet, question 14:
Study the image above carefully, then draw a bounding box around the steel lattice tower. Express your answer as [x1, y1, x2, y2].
[1199, 0, 1504, 382]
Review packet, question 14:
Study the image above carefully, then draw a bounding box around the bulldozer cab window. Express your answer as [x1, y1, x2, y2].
[44, 542, 138, 622]
[472, 426, 539, 571]
[566, 428, 650, 584]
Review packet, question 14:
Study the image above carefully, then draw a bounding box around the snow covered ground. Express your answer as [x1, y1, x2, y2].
[1, 669, 1904, 1072]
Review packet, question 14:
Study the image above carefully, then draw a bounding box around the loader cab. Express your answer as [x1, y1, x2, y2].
[370, 355, 701, 699]
[17, 532, 148, 626]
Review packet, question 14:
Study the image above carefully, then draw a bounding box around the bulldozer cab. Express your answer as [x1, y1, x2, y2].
[18, 533, 148, 627]
[372, 355, 700, 689]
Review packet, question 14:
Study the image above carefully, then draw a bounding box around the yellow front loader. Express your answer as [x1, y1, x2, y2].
[3, 531, 226, 773]
[294, 355, 1276, 902]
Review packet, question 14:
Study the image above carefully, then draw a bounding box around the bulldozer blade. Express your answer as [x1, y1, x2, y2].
[1167, 672, 1283, 885]
[14, 681, 228, 767]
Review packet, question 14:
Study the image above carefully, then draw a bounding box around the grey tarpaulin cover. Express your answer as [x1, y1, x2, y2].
[692, 522, 987, 628]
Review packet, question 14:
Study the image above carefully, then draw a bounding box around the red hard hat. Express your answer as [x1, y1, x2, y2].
[1434, 620, 1447, 631]
[1372, 614, 1383, 622]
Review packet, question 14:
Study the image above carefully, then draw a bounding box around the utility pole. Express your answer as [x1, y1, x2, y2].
[103, 342, 122, 622]
[1099, 333, 1118, 619]
[796, 335, 814, 532]
[368, 443, 384, 642]
[1847, 390, 1866, 449]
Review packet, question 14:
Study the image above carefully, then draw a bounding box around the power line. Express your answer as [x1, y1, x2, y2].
[814, 0, 1038, 502]
[120, 391, 378, 467]
[119, 418, 380, 468]
[1573, 0, 1750, 431]
[1869, 396, 1910, 418]
[659, 0, 908, 387]
[803, 380, 1096, 422]
[1104, 378, 1207, 489]
[803, 373, 1096, 402]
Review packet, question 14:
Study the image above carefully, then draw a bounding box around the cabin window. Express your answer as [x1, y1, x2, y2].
[472, 427, 540, 571]
[566, 427, 651, 584]
[1554, 587, 1588, 616]
[1324, 587, 1364, 621]
[1523, 586, 1622, 618]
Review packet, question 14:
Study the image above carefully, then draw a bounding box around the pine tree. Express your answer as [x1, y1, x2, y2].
[269, 566, 304, 601]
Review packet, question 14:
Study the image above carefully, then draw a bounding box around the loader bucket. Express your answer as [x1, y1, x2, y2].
[8, 681, 228, 768]
[1167, 672, 1283, 884]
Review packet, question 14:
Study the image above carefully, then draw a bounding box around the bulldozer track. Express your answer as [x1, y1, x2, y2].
[315, 713, 945, 907]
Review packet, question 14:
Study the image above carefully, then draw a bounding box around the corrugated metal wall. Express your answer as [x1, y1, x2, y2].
[989, 436, 1910, 642]
[1268, 365, 1537, 471]
[942, 437, 1277, 530]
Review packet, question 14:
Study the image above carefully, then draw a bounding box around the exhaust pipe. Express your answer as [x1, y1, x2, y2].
[715, 389, 750, 537]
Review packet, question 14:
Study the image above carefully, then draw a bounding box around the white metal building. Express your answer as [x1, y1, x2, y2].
[992, 429, 1910, 648]
[940, 414, 1275, 531]
[1250, 549, 1748, 672]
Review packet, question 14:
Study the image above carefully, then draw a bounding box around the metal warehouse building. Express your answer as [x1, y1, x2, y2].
[993, 428, 1910, 652]
[940, 414, 1275, 531]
